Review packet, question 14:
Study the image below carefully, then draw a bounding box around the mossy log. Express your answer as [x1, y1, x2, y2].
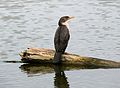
[19, 48, 120, 68]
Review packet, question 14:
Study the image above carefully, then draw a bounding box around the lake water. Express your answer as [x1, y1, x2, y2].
[0, 0, 120, 88]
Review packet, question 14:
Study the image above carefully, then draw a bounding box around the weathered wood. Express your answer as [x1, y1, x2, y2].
[19, 48, 120, 68]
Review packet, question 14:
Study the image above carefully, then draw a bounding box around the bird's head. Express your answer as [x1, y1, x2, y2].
[58, 16, 74, 26]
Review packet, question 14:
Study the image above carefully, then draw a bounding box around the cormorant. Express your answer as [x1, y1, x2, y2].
[53, 16, 74, 64]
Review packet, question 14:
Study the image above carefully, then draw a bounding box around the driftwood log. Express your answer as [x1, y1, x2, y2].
[19, 48, 120, 68]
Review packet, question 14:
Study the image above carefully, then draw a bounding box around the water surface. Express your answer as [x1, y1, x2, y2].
[0, 0, 120, 88]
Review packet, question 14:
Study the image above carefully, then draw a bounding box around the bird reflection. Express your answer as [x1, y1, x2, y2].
[53, 65, 69, 88]
[20, 64, 70, 88]
[19, 63, 98, 87]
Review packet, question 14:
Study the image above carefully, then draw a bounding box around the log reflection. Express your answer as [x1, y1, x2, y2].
[20, 64, 99, 87]
[20, 64, 97, 75]
[20, 64, 54, 76]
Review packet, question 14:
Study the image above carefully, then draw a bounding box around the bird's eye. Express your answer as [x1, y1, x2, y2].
[62, 18, 66, 22]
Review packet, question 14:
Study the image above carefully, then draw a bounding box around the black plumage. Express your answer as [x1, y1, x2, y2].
[53, 16, 74, 64]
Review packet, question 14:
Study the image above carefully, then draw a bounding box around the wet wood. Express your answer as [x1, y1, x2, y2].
[19, 48, 120, 68]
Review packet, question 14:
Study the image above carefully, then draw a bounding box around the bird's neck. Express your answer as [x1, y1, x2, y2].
[61, 21, 68, 26]
[59, 22, 69, 29]
[59, 25, 69, 29]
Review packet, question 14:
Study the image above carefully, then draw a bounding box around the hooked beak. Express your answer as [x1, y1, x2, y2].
[69, 16, 75, 19]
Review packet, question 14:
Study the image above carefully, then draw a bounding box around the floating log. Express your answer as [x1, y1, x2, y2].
[19, 48, 120, 68]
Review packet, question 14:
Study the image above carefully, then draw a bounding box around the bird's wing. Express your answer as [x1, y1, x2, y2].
[54, 27, 61, 44]
[54, 26, 70, 52]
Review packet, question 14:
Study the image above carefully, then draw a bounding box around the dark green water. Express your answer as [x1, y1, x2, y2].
[0, 0, 120, 88]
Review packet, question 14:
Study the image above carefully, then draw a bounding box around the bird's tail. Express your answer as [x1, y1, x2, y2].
[53, 52, 62, 64]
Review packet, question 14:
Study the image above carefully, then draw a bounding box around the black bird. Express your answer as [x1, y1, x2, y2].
[53, 16, 74, 64]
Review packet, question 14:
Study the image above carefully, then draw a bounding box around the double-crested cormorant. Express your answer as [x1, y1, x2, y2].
[53, 16, 74, 64]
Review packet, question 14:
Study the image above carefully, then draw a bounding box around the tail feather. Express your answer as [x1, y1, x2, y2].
[53, 52, 62, 64]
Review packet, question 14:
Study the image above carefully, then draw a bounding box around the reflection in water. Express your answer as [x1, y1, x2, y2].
[20, 64, 54, 76]
[20, 64, 70, 87]
[53, 65, 69, 88]
[20, 63, 99, 75]
[20, 63, 101, 88]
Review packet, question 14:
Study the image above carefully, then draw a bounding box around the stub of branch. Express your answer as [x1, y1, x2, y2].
[19, 48, 120, 68]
